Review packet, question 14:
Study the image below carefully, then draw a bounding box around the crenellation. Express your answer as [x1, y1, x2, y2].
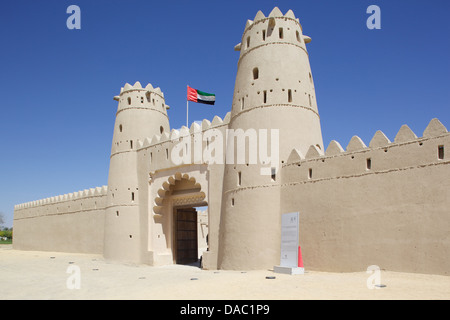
[423, 118, 448, 138]
[14, 185, 108, 212]
[346, 135, 367, 152]
[283, 119, 449, 187]
[394, 124, 418, 143]
[369, 130, 391, 148]
[325, 140, 345, 156]
[305, 144, 324, 159]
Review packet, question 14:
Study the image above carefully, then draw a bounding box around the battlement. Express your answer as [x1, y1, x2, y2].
[136, 112, 230, 151]
[244, 7, 300, 31]
[283, 118, 448, 182]
[14, 185, 108, 214]
[118, 81, 164, 98]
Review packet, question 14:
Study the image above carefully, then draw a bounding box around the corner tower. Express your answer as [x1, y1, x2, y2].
[104, 82, 170, 262]
[218, 8, 324, 270]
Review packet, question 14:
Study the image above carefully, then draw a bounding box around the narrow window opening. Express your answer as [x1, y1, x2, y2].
[438, 145, 444, 160]
[119, 124, 122, 132]
[146, 92, 151, 102]
[241, 97, 245, 110]
[288, 89, 292, 103]
[130, 140, 133, 149]
[238, 171, 242, 186]
[131, 192, 135, 201]
[160, 126, 164, 134]
[231, 198, 235, 206]
[253, 67, 259, 80]
[129, 235, 133, 239]
[150, 152, 153, 162]
[152, 98, 155, 105]
[165, 148, 169, 159]
[246, 36, 250, 48]
[308, 168, 313, 179]
[262, 30, 266, 41]
[296, 30, 301, 43]
[127, 97, 131, 105]
[116, 211, 119, 217]
[366, 158, 372, 170]
[263, 90, 267, 104]
[271, 167, 276, 182]
[279, 27, 284, 39]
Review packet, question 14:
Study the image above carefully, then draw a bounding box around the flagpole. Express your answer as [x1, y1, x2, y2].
[186, 99, 189, 127]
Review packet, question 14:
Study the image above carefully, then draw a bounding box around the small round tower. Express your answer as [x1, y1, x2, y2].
[104, 81, 170, 262]
[218, 8, 324, 270]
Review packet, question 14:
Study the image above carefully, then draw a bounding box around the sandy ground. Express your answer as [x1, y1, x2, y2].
[0, 244, 449, 300]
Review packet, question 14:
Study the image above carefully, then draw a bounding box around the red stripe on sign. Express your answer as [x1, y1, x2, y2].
[187, 86, 198, 102]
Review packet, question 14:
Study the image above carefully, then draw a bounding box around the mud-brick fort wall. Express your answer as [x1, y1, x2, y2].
[281, 119, 450, 275]
[13, 186, 107, 253]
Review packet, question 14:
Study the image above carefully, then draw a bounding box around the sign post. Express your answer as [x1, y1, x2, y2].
[274, 212, 304, 275]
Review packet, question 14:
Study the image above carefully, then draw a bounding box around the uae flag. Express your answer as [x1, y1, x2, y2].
[187, 86, 215, 105]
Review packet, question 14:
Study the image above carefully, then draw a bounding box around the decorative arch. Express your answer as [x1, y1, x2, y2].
[153, 172, 207, 215]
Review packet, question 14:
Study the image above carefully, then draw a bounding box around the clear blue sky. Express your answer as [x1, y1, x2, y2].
[1, 0, 449, 227]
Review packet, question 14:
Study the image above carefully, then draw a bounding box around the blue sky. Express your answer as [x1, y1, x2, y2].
[0, 0, 449, 227]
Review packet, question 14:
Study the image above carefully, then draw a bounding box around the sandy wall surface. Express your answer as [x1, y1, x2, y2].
[0, 245, 449, 300]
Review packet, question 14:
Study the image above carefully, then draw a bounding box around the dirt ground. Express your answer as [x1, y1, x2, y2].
[0, 244, 449, 300]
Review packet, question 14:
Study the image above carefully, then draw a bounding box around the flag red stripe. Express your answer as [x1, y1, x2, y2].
[187, 86, 198, 102]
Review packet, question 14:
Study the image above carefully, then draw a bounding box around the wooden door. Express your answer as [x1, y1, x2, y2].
[175, 208, 198, 264]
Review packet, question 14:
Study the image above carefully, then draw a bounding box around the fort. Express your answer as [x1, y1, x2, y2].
[13, 7, 449, 275]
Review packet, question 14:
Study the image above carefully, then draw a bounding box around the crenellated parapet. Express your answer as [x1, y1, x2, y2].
[14, 185, 108, 220]
[135, 112, 230, 171]
[137, 113, 230, 150]
[113, 81, 169, 121]
[283, 118, 449, 183]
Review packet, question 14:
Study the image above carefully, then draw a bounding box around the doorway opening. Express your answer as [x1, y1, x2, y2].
[173, 206, 208, 266]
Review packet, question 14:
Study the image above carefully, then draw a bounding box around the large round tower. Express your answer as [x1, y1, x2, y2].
[218, 8, 324, 270]
[104, 81, 170, 262]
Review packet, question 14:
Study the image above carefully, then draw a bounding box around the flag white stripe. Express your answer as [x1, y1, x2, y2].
[197, 94, 215, 101]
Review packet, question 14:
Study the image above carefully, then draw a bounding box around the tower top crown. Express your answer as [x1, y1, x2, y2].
[243, 7, 300, 32]
[118, 81, 164, 97]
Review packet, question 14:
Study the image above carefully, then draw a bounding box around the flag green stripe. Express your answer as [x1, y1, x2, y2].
[196, 89, 215, 97]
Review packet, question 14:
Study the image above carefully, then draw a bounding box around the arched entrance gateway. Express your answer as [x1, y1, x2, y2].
[150, 169, 209, 266]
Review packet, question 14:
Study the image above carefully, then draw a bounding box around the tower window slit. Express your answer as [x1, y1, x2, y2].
[130, 140, 133, 149]
[263, 90, 267, 103]
[288, 89, 292, 103]
[241, 97, 245, 110]
[271, 167, 276, 182]
[127, 97, 131, 105]
[438, 145, 444, 160]
[262, 30, 266, 41]
[238, 171, 242, 186]
[131, 192, 135, 201]
[296, 30, 301, 43]
[246, 36, 250, 48]
[308, 168, 313, 179]
[366, 158, 372, 170]
[253, 67, 259, 80]
[279, 28, 283, 39]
